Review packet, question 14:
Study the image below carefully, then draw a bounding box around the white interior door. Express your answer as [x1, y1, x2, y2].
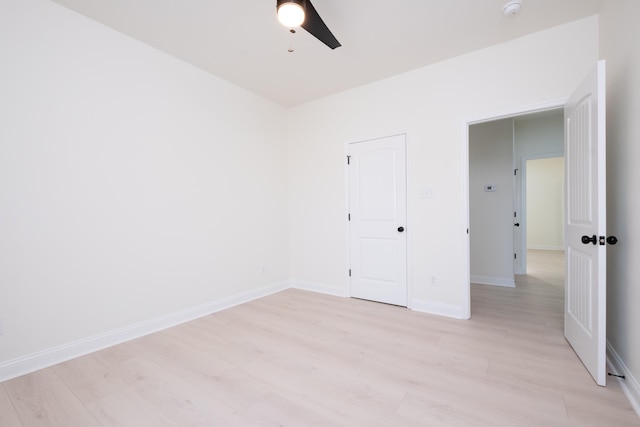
[564, 60, 607, 386]
[514, 162, 524, 274]
[348, 134, 407, 306]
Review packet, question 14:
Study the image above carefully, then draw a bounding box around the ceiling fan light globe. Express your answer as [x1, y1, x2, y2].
[277, 2, 305, 28]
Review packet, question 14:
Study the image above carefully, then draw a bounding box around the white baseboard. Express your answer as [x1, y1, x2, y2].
[411, 298, 469, 320]
[527, 245, 564, 251]
[0, 281, 289, 383]
[471, 275, 516, 288]
[607, 341, 640, 417]
[290, 280, 348, 297]
[292, 282, 470, 320]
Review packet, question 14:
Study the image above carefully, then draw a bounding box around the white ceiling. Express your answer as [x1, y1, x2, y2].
[50, 0, 603, 107]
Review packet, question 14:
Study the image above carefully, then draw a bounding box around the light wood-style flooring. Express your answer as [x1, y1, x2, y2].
[2, 251, 638, 426]
[524, 249, 565, 286]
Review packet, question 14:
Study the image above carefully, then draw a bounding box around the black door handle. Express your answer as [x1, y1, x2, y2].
[582, 235, 597, 245]
[397, 226, 405, 232]
[514, 223, 520, 227]
[607, 236, 618, 245]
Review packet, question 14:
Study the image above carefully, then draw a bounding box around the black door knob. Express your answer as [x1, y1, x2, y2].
[514, 223, 520, 227]
[581, 235, 597, 245]
[397, 226, 405, 232]
[607, 236, 618, 245]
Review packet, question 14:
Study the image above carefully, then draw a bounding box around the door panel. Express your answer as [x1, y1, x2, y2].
[349, 134, 407, 306]
[514, 165, 524, 274]
[564, 60, 606, 386]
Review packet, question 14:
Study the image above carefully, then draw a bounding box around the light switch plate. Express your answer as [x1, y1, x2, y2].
[419, 187, 435, 199]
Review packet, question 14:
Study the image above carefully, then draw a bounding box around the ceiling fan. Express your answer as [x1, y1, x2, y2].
[276, 0, 341, 49]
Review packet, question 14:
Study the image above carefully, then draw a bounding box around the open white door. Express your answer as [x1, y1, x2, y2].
[564, 60, 607, 386]
[348, 134, 407, 306]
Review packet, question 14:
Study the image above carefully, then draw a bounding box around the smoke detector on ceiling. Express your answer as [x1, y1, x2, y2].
[503, 0, 523, 16]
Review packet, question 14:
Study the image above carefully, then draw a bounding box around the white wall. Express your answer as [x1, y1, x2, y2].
[288, 17, 598, 318]
[0, 0, 288, 368]
[514, 113, 564, 158]
[526, 157, 564, 250]
[469, 119, 515, 286]
[600, 0, 640, 408]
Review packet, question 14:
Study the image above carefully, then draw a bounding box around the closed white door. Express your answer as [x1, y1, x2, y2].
[564, 60, 607, 386]
[348, 134, 407, 306]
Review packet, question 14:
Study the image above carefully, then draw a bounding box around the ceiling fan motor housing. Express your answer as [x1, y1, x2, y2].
[276, 0, 341, 50]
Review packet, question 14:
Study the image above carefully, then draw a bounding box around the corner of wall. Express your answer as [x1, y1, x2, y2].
[290, 280, 349, 298]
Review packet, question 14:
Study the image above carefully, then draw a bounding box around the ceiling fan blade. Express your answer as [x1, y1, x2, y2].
[301, 0, 341, 49]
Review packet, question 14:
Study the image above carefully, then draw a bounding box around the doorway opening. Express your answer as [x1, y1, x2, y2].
[468, 107, 565, 309]
[522, 156, 565, 288]
[465, 61, 608, 385]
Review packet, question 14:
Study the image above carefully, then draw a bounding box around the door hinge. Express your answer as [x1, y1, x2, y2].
[514, 253, 517, 259]
[348, 213, 351, 221]
[514, 168, 518, 176]
[348, 269, 352, 277]
[347, 155, 351, 165]
[514, 211, 517, 218]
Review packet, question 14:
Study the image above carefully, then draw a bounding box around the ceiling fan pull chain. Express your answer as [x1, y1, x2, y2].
[288, 28, 295, 53]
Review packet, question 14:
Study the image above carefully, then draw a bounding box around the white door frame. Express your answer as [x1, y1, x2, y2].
[461, 98, 567, 318]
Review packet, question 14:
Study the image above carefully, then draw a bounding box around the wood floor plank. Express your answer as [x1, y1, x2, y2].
[0, 385, 24, 427]
[397, 368, 570, 426]
[85, 387, 178, 427]
[126, 331, 271, 411]
[563, 380, 640, 426]
[51, 352, 130, 405]
[118, 355, 263, 426]
[4, 369, 102, 427]
[246, 391, 342, 427]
